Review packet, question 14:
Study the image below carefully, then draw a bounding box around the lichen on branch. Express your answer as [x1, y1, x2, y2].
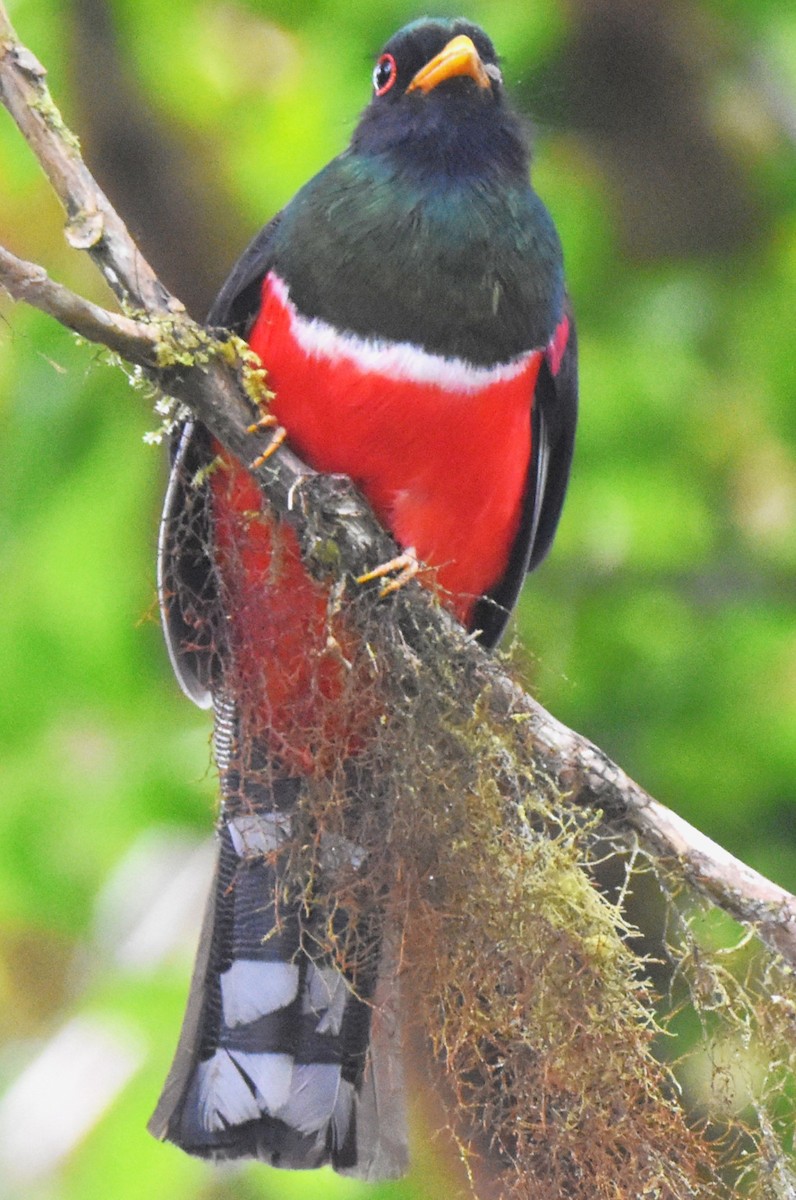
[2, 3, 796, 1194]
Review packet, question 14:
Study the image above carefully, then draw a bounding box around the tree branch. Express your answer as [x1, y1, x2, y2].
[0, 242, 161, 362]
[1, 0, 794, 975]
[0, 5, 178, 315]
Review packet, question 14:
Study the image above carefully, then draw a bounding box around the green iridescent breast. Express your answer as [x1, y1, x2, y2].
[268, 153, 564, 367]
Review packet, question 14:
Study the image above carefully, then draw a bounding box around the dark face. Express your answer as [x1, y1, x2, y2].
[350, 19, 525, 180]
[369, 18, 503, 104]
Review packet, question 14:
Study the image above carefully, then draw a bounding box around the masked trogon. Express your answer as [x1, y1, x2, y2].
[152, 16, 577, 1180]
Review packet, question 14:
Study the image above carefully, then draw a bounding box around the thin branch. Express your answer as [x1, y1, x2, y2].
[1, 0, 795, 974]
[0, 243, 160, 363]
[503, 689, 796, 961]
[0, 5, 177, 315]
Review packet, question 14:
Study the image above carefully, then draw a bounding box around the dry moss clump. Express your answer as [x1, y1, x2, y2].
[376, 681, 720, 1200]
[170, 495, 796, 1197]
[325, 594, 796, 1197]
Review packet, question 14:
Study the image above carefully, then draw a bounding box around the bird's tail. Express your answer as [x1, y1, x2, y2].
[148, 698, 408, 1179]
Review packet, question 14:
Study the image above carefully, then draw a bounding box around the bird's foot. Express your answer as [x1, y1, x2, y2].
[356, 549, 420, 597]
[246, 412, 279, 435]
[248, 420, 288, 469]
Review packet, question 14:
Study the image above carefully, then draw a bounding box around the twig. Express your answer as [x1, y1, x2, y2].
[0, 5, 177, 315]
[1, 0, 794, 972]
[0, 243, 160, 363]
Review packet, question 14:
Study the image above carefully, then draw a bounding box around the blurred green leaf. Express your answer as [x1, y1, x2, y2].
[0, 0, 794, 1194]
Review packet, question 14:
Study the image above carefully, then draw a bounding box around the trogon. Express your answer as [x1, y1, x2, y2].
[152, 16, 577, 1180]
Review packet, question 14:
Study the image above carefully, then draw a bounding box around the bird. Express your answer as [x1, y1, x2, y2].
[151, 16, 577, 1181]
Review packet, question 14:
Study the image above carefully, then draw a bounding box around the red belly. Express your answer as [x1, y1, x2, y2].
[210, 273, 540, 763]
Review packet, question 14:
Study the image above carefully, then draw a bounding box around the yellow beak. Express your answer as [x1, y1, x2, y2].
[406, 35, 491, 95]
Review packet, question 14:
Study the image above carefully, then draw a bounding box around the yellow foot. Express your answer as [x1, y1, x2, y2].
[249, 424, 288, 469]
[246, 413, 279, 435]
[356, 550, 420, 598]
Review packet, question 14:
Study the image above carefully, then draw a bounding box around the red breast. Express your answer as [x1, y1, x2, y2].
[210, 271, 543, 761]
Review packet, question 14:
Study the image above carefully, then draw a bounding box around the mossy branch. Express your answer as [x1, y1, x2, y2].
[0, 0, 793, 971]
[3, 4, 792, 969]
[2, 5, 796, 1196]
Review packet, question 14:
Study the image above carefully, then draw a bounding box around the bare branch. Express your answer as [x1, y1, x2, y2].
[0, 242, 160, 363]
[1, 0, 794, 984]
[0, 3, 178, 315]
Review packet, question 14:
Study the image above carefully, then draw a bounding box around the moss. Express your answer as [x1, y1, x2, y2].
[157, 349, 796, 1198]
[309, 537, 344, 571]
[29, 89, 81, 152]
[278, 600, 796, 1197]
[152, 318, 217, 370]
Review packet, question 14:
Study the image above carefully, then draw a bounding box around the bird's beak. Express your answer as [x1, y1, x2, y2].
[406, 35, 491, 95]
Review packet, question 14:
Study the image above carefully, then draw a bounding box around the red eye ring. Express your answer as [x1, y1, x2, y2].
[373, 53, 397, 96]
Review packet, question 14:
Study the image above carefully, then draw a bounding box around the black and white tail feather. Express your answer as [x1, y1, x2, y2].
[152, 427, 408, 1179]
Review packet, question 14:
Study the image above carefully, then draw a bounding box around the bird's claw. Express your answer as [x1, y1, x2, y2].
[246, 412, 279, 435]
[249, 424, 288, 469]
[356, 551, 420, 598]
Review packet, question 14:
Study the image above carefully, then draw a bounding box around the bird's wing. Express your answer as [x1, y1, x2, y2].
[472, 300, 578, 649]
[157, 215, 283, 707]
[206, 212, 283, 332]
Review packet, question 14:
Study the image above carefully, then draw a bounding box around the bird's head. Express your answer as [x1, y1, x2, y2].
[350, 18, 529, 181]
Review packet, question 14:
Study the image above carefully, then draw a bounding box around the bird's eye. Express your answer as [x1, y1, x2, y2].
[372, 53, 397, 96]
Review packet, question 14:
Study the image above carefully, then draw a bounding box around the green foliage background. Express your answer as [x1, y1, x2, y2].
[0, 0, 794, 1196]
